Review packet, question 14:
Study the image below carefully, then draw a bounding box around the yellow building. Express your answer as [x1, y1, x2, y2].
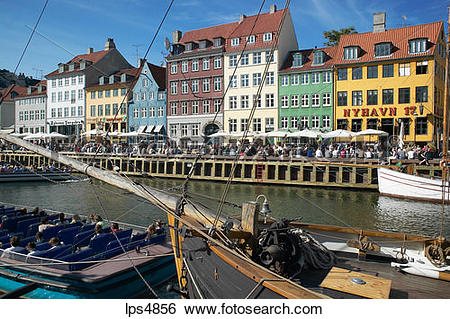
[334, 13, 446, 145]
[84, 68, 138, 141]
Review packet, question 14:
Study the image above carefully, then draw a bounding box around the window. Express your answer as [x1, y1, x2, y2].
[141, 107, 147, 118]
[253, 118, 262, 132]
[253, 73, 262, 86]
[344, 46, 358, 60]
[352, 67, 362, 80]
[192, 79, 199, 93]
[366, 118, 378, 130]
[142, 91, 148, 101]
[229, 75, 237, 88]
[266, 72, 274, 85]
[229, 119, 237, 132]
[300, 116, 309, 129]
[90, 105, 96, 116]
[202, 100, 210, 113]
[214, 99, 221, 113]
[241, 95, 249, 108]
[247, 35, 255, 44]
[367, 90, 378, 105]
[322, 71, 331, 83]
[241, 53, 249, 65]
[300, 73, 309, 85]
[313, 50, 324, 65]
[240, 74, 249, 87]
[382, 89, 394, 104]
[170, 124, 177, 137]
[24, 111, 29, 120]
[415, 117, 428, 135]
[409, 38, 427, 54]
[311, 72, 320, 84]
[229, 55, 238, 67]
[323, 93, 331, 106]
[367, 65, 378, 79]
[171, 63, 177, 74]
[40, 110, 45, 120]
[98, 105, 103, 116]
[192, 124, 199, 136]
[265, 51, 274, 63]
[78, 76, 83, 84]
[70, 90, 76, 102]
[253, 52, 261, 64]
[99, 90, 104, 98]
[281, 75, 289, 86]
[181, 124, 188, 136]
[351, 119, 362, 132]
[112, 103, 118, 115]
[120, 103, 126, 115]
[214, 77, 221, 91]
[374, 43, 391, 57]
[399, 63, 410, 76]
[281, 96, 289, 108]
[170, 102, 177, 115]
[121, 88, 126, 96]
[202, 58, 210, 70]
[64, 91, 69, 101]
[181, 81, 188, 94]
[51, 108, 56, 118]
[311, 94, 320, 107]
[301, 94, 309, 107]
[382, 64, 393, 77]
[214, 56, 221, 69]
[229, 96, 238, 109]
[416, 61, 428, 74]
[30, 111, 34, 121]
[57, 78, 63, 87]
[64, 107, 69, 117]
[231, 37, 240, 46]
[399, 118, 410, 135]
[416, 86, 428, 103]
[202, 78, 210, 92]
[64, 78, 69, 86]
[181, 102, 188, 115]
[71, 77, 76, 85]
[281, 117, 288, 129]
[265, 94, 274, 107]
[323, 116, 331, 129]
[51, 92, 56, 103]
[253, 95, 261, 108]
[291, 74, 299, 85]
[265, 118, 274, 132]
[113, 89, 118, 96]
[291, 95, 299, 108]
[263, 33, 272, 42]
[170, 82, 177, 95]
[399, 88, 410, 103]
[352, 91, 362, 106]
[143, 79, 149, 87]
[192, 59, 199, 72]
[292, 53, 302, 67]
[181, 61, 188, 73]
[192, 101, 199, 114]
[338, 68, 347, 80]
[57, 108, 62, 117]
[337, 91, 347, 106]
[51, 80, 56, 88]
[337, 119, 348, 130]
[105, 104, 111, 116]
[311, 116, 320, 129]
[19, 111, 23, 121]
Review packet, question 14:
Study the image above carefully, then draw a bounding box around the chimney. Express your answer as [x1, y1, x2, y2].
[87, 47, 94, 54]
[173, 30, 182, 44]
[138, 58, 146, 68]
[373, 12, 386, 33]
[270, 4, 277, 14]
[239, 14, 246, 23]
[104, 38, 116, 51]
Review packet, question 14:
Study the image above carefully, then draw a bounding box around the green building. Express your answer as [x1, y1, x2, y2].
[278, 47, 336, 131]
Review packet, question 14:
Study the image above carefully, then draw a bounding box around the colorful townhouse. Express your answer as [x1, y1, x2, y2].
[15, 81, 47, 134]
[0, 85, 26, 130]
[85, 67, 138, 141]
[45, 38, 132, 139]
[128, 59, 167, 148]
[334, 13, 447, 145]
[278, 47, 335, 132]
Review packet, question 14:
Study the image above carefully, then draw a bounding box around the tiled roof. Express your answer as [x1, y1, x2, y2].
[147, 62, 166, 90]
[280, 46, 337, 73]
[85, 67, 140, 90]
[0, 85, 28, 102]
[335, 21, 443, 65]
[16, 80, 47, 98]
[46, 50, 110, 77]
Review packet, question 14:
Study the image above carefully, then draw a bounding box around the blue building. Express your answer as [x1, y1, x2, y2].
[128, 59, 167, 148]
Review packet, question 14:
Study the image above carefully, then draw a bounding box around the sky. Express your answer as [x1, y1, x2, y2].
[0, 0, 448, 79]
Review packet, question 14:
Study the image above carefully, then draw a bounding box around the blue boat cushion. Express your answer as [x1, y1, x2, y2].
[57, 226, 81, 245]
[16, 217, 40, 235]
[38, 244, 71, 259]
[26, 222, 41, 237]
[80, 223, 96, 233]
[88, 233, 112, 253]
[42, 225, 65, 241]
[19, 236, 35, 247]
[114, 229, 132, 240]
[130, 232, 147, 242]
[73, 230, 95, 248]
[36, 242, 52, 251]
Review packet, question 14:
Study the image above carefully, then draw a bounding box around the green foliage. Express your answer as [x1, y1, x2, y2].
[323, 27, 357, 46]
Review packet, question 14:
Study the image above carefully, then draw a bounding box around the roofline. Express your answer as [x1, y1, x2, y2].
[333, 54, 435, 67]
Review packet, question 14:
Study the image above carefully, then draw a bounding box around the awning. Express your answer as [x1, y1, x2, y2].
[145, 125, 155, 133]
[137, 125, 147, 133]
[154, 125, 164, 133]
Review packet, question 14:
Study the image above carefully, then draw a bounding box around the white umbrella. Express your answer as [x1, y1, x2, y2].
[287, 129, 321, 138]
[230, 131, 255, 138]
[81, 129, 106, 136]
[10, 132, 28, 137]
[49, 132, 68, 139]
[209, 130, 231, 138]
[102, 131, 122, 137]
[257, 130, 289, 138]
[121, 131, 151, 137]
[24, 132, 47, 140]
[354, 129, 389, 137]
[321, 129, 355, 139]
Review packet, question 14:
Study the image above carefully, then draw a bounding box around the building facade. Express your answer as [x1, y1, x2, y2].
[0, 85, 25, 130]
[128, 60, 167, 148]
[85, 68, 138, 141]
[45, 38, 132, 139]
[334, 13, 447, 145]
[15, 81, 47, 134]
[279, 47, 335, 132]
[223, 5, 298, 138]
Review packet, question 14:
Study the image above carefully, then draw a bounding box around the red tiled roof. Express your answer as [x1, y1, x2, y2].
[46, 49, 110, 77]
[180, 22, 237, 44]
[335, 21, 443, 65]
[0, 85, 28, 102]
[16, 80, 47, 98]
[280, 46, 337, 73]
[147, 62, 166, 90]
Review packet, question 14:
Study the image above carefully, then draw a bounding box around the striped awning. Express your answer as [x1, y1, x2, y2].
[154, 125, 164, 133]
[137, 125, 146, 133]
[145, 125, 155, 133]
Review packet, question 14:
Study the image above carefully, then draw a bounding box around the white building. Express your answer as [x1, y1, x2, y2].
[15, 81, 47, 134]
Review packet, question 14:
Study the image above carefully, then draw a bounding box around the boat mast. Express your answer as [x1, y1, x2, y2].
[443, 8, 450, 179]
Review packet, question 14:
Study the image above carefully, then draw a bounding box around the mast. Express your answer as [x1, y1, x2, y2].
[443, 8, 450, 180]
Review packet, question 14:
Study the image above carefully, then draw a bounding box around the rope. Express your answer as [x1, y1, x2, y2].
[183, 258, 204, 299]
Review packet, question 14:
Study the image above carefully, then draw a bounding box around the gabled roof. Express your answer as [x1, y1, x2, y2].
[147, 62, 166, 90]
[280, 46, 337, 73]
[85, 67, 140, 90]
[46, 50, 110, 77]
[335, 21, 443, 65]
[0, 85, 28, 102]
[15, 80, 47, 98]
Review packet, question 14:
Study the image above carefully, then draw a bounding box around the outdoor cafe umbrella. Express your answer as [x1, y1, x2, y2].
[121, 131, 152, 137]
[10, 132, 28, 138]
[256, 130, 289, 138]
[102, 131, 123, 137]
[230, 131, 255, 138]
[208, 130, 231, 138]
[354, 129, 388, 137]
[286, 129, 321, 139]
[321, 129, 355, 139]
[48, 131, 68, 139]
[23, 132, 47, 140]
[81, 129, 106, 136]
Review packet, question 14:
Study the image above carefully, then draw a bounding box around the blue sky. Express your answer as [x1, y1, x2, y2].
[0, 0, 448, 79]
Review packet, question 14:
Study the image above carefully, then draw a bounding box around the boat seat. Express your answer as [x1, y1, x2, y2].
[19, 236, 35, 247]
[130, 232, 147, 242]
[80, 223, 96, 233]
[127, 239, 147, 251]
[42, 225, 65, 241]
[26, 222, 41, 237]
[0, 235, 10, 244]
[36, 242, 51, 251]
[59, 248, 95, 271]
[57, 226, 81, 245]
[149, 233, 166, 244]
[88, 233, 112, 253]
[2, 215, 36, 233]
[114, 229, 132, 240]
[38, 245, 71, 259]
[73, 230, 95, 248]
[0, 230, 7, 237]
[16, 217, 40, 235]
[102, 237, 131, 259]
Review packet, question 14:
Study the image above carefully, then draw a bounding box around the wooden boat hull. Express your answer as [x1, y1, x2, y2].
[377, 167, 450, 203]
[0, 172, 72, 182]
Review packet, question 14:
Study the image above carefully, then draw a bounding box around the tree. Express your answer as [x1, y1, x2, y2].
[323, 27, 357, 46]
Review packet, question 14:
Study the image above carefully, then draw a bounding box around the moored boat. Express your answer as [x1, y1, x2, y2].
[0, 171, 72, 183]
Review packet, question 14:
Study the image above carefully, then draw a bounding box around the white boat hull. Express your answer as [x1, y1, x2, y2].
[377, 167, 450, 203]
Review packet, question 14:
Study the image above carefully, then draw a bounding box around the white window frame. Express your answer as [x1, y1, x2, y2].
[291, 95, 299, 108]
[202, 58, 210, 70]
[301, 94, 309, 107]
[311, 94, 320, 107]
[263, 32, 272, 42]
[231, 37, 240, 46]
[281, 96, 289, 108]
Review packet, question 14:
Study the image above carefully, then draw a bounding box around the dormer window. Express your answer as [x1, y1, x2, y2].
[58, 64, 65, 73]
[374, 42, 391, 57]
[247, 35, 255, 44]
[213, 38, 223, 47]
[185, 43, 193, 51]
[99, 76, 104, 85]
[109, 75, 114, 84]
[263, 33, 272, 42]
[292, 53, 303, 67]
[80, 60, 86, 70]
[344, 46, 359, 60]
[312, 50, 324, 65]
[231, 38, 240, 46]
[68, 64, 75, 71]
[409, 38, 428, 54]
[199, 40, 208, 49]
[121, 73, 127, 82]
